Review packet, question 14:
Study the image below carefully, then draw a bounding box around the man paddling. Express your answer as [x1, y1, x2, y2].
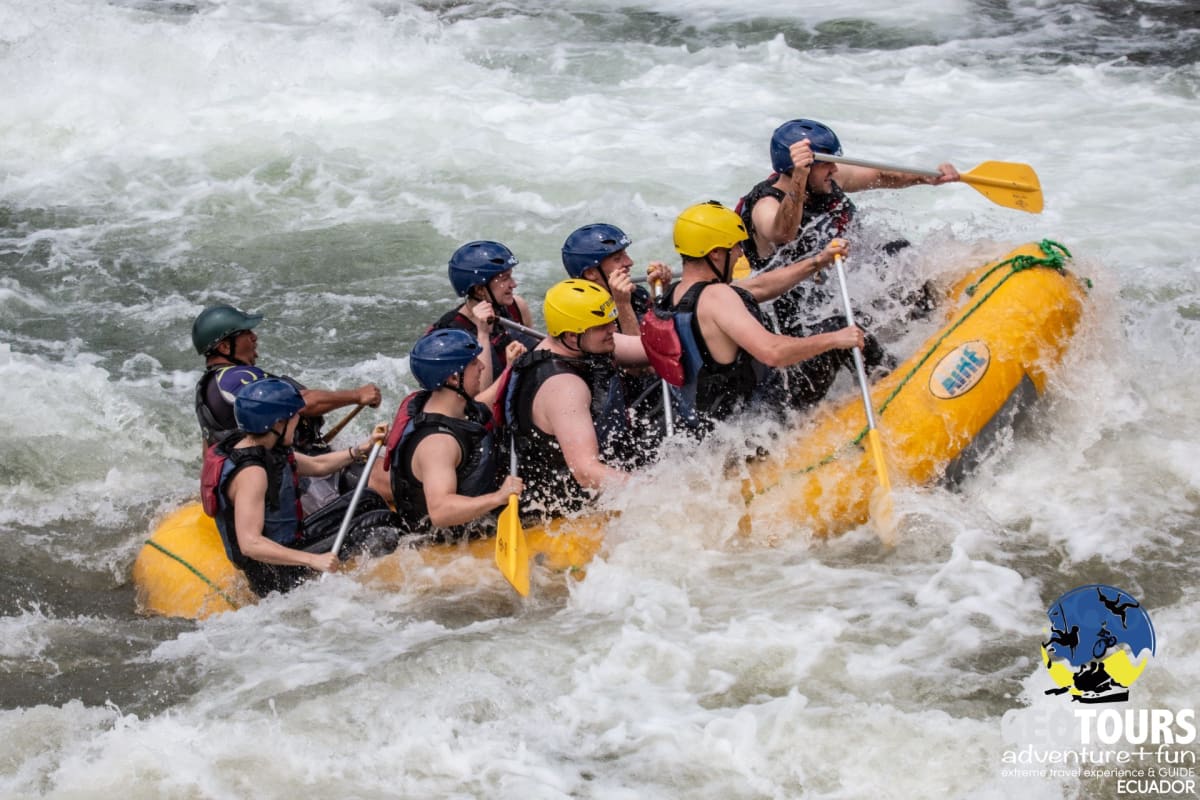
[561, 222, 673, 443]
[736, 119, 955, 407]
[738, 118, 960, 272]
[192, 304, 381, 450]
[656, 201, 863, 434]
[560, 223, 671, 336]
[505, 279, 650, 516]
[212, 378, 391, 597]
[369, 329, 522, 539]
[191, 303, 382, 510]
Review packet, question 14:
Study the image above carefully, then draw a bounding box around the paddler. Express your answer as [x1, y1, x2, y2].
[211, 378, 391, 597]
[427, 240, 537, 394]
[191, 303, 382, 511]
[560, 222, 673, 445]
[738, 118, 960, 273]
[504, 279, 650, 516]
[560, 223, 671, 336]
[368, 329, 523, 539]
[652, 201, 862, 435]
[736, 119, 958, 406]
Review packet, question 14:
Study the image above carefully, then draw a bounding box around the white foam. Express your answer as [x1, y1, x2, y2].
[2, 1, 1199, 797]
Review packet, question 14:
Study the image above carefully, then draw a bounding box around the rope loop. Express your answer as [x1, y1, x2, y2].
[965, 238, 1071, 296]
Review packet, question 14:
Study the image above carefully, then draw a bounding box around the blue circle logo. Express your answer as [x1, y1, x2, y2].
[1042, 584, 1155, 704]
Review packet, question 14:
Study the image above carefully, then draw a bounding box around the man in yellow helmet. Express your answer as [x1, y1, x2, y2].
[504, 279, 650, 515]
[657, 201, 863, 432]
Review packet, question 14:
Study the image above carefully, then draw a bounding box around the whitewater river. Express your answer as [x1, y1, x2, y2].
[1, 1, 1198, 798]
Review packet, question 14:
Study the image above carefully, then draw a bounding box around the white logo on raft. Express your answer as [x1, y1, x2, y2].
[929, 340, 991, 399]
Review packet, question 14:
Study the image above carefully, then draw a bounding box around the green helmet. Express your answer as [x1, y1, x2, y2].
[191, 305, 263, 355]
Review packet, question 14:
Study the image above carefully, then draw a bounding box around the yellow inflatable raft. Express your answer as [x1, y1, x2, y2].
[133, 240, 1086, 619]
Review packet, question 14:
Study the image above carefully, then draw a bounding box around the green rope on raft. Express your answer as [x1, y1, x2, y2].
[144, 539, 243, 611]
[963, 238, 1071, 297]
[747, 238, 1075, 498]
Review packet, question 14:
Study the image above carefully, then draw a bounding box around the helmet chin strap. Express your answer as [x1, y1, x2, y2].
[559, 331, 588, 357]
[704, 249, 732, 283]
[265, 423, 286, 448]
[444, 372, 474, 406]
[479, 284, 503, 314]
[592, 267, 612, 294]
[218, 336, 250, 366]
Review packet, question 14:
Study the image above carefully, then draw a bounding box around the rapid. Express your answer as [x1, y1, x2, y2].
[1, 1, 1198, 797]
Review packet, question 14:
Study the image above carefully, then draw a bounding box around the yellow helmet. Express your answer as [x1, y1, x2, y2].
[544, 279, 618, 337]
[673, 201, 747, 258]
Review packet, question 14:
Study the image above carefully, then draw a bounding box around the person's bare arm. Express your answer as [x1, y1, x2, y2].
[751, 139, 814, 248]
[700, 283, 864, 369]
[613, 332, 649, 368]
[295, 425, 386, 477]
[607, 270, 641, 336]
[836, 162, 960, 192]
[300, 384, 381, 416]
[228, 466, 338, 572]
[411, 434, 521, 528]
[535, 373, 628, 492]
[736, 238, 848, 303]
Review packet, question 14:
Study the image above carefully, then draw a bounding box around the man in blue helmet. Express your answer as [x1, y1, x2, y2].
[736, 120, 957, 408]
[561, 223, 671, 336]
[429, 240, 535, 393]
[210, 378, 391, 597]
[738, 118, 960, 273]
[368, 329, 522, 538]
[561, 223, 675, 442]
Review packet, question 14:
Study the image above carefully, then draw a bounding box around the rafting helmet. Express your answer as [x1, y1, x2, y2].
[561, 224, 632, 278]
[770, 119, 843, 175]
[409, 329, 483, 391]
[448, 240, 519, 297]
[673, 201, 747, 259]
[234, 378, 305, 434]
[544, 279, 618, 337]
[191, 305, 263, 355]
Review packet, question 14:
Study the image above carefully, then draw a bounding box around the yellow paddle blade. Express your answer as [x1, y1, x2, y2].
[865, 428, 898, 546]
[495, 494, 530, 596]
[961, 161, 1043, 214]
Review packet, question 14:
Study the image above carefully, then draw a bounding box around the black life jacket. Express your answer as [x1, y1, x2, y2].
[194, 366, 326, 453]
[736, 175, 858, 271]
[657, 281, 764, 432]
[209, 434, 310, 596]
[386, 390, 499, 538]
[194, 366, 240, 448]
[505, 349, 633, 515]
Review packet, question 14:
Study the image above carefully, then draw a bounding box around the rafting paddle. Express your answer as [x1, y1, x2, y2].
[495, 435, 530, 596]
[813, 154, 1043, 214]
[321, 403, 366, 444]
[832, 254, 898, 545]
[322, 437, 386, 579]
